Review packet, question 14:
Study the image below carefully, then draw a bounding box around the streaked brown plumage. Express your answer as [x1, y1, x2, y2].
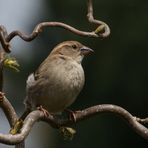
[25, 41, 93, 113]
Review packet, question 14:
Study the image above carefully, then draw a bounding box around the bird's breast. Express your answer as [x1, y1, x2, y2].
[45, 60, 85, 111]
[59, 60, 85, 92]
[27, 59, 85, 113]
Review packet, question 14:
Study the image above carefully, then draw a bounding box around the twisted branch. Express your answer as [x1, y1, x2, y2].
[0, 101, 148, 145]
[6, 22, 99, 42]
[0, 0, 110, 53]
[87, 0, 110, 37]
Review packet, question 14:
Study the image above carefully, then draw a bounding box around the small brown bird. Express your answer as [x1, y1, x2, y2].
[25, 41, 93, 114]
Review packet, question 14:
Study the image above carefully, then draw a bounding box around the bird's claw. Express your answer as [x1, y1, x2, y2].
[64, 109, 78, 122]
[37, 105, 49, 117]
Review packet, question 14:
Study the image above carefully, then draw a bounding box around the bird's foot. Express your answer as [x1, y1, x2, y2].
[37, 105, 49, 117]
[64, 109, 78, 122]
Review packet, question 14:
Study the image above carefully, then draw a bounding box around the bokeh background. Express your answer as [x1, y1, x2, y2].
[0, 0, 148, 147]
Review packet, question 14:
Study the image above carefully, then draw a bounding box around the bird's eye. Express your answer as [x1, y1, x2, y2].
[72, 44, 77, 49]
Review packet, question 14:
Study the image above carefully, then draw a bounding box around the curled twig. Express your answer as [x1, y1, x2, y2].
[6, 22, 99, 42]
[0, 0, 110, 53]
[87, 0, 110, 37]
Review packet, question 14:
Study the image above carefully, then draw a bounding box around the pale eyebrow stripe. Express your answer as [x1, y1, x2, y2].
[55, 42, 71, 49]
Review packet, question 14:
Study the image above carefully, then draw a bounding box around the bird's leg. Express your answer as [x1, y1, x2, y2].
[20, 108, 32, 120]
[37, 105, 49, 117]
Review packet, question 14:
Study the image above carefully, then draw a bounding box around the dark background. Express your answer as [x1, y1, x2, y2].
[1, 0, 148, 147]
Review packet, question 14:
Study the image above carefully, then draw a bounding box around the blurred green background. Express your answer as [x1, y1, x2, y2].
[1, 0, 148, 147]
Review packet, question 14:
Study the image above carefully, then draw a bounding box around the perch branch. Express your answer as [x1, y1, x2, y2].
[0, 104, 147, 145]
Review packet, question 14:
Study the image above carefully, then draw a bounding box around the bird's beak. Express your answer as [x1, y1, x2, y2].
[80, 46, 94, 55]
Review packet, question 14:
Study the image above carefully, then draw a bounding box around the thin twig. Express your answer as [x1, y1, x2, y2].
[0, 0, 110, 53]
[0, 28, 10, 53]
[0, 25, 8, 37]
[0, 51, 4, 90]
[87, 0, 110, 37]
[6, 22, 99, 42]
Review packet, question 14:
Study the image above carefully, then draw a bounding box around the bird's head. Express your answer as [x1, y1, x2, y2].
[50, 41, 94, 63]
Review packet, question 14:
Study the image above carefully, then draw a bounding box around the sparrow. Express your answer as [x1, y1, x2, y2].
[24, 41, 93, 114]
